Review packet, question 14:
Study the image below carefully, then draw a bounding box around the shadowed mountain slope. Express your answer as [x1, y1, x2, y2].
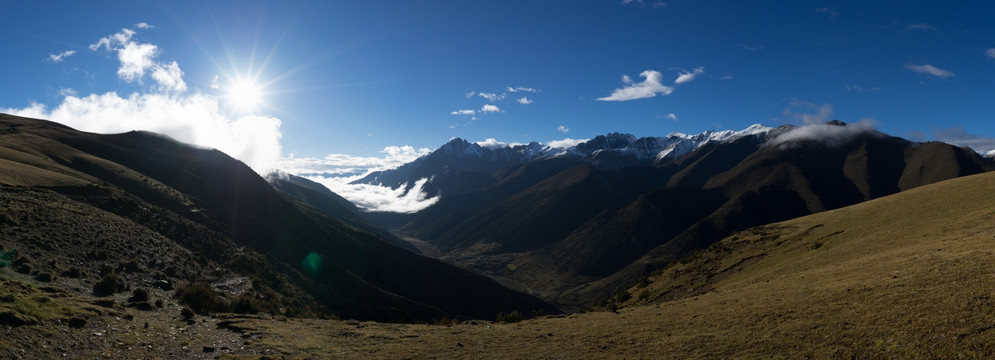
[0, 113, 557, 322]
[377, 122, 993, 309]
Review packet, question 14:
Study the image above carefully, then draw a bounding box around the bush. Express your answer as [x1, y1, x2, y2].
[93, 272, 121, 296]
[129, 288, 150, 303]
[612, 289, 631, 303]
[496, 310, 524, 323]
[229, 295, 260, 314]
[174, 282, 228, 315]
[180, 307, 195, 321]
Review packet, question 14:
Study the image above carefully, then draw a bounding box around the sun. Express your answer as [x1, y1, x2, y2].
[226, 78, 263, 112]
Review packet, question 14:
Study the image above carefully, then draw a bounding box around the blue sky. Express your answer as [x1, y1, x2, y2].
[2, 0, 995, 173]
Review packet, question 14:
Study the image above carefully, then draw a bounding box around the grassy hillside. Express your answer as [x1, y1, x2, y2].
[5, 162, 992, 358]
[0, 113, 557, 322]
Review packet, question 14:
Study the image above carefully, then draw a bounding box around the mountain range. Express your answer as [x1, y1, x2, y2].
[0, 113, 556, 322]
[341, 120, 994, 310]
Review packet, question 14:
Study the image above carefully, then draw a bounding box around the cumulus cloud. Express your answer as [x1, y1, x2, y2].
[905, 64, 954, 79]
[451, 109, 475, 116]
[480, 104, 501, 113]
[781, 101, 834, 125]
[674, 67, 704, 84]
[88, 25, 188, 92]
[506, 86, 538, 93]
[48, 50, 76, 63]
[58, 88, 77, 97]
[768, 119, 879, 148]
[478, 92, 506, 102]
[151, 61, 187, 92]
[557, 125, 569, 133]
[3, 93, 282, 171]
[475, 138, 508, 149]
[597, 70, 674, 101]
[547, 138, 589, 149]
[3, 23, 280, 172]
[986, 48, 995, 60]
[516, 96, 534, 104]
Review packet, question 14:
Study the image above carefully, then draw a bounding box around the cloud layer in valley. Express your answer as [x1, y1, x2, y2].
[277, 146, 440, 213]
[3, 24, 282, 172]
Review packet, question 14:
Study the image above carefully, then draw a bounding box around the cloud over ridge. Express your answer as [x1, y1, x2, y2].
[3, 24, 282, 172]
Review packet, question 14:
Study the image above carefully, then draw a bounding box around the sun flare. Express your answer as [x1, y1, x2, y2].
[227, 79, 263, 112]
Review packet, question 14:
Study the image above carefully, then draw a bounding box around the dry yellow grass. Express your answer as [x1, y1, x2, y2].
[202, 171, 995, 358]
[4, 163, 994, 358]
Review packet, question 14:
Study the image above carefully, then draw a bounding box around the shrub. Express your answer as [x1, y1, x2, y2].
[174, 282, 228, 315]
[229, 295, 260, 314]
[180, 307, 195, 321]
[496, 310, 524, 323]
[129, 288, 150, 303]
[612, 289, 631, 303]
[93, 272, 121, 296]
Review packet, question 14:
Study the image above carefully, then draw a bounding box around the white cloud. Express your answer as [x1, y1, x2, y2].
[739, 44, 762, 51]
[465, 91, 476, 98]
[134, 22, 154, 29]
[547, 138, 588, 149]
[517, 96, 534, 104]
[904, 23, 935, 31]
[557, 125, 569, 133]
[506, 86, 538, 93]
[905, 64, 954, 79]
[597, 70, 674, 101]
[476, 138, 508, 149]
[932, 127, 995, 155]
[481, 104, 501, 113]
[720, 74, 734, 80]
[151, 61, 187, 92]
[844, 84, 881, 93]
[278, 146, 438, 213]
[986, 48, 995, 60]
[666, 113, 678, 121]
[48, 50, 76, 63]
[674, 67, 705, 84]
[781, 101, 833, 125]
[3, 24, 284, 173]
[58, 88, 78, 97]
[451, 109, 475, 115]
[768, 119, 879, 148]
[815, 7, 839, 19]
[3, 92, 282, 171]
[478, 92, 506, 102]
[89, 28, 136, 51]
[211, 75, 220, 89]
[115, 42, 157, 82]
[621, 0, 666, 7]
[277, 145, 430, 177]
[306, 176, 439, 213]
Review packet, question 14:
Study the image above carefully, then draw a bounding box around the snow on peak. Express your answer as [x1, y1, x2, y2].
[430, 124, 773, 163]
